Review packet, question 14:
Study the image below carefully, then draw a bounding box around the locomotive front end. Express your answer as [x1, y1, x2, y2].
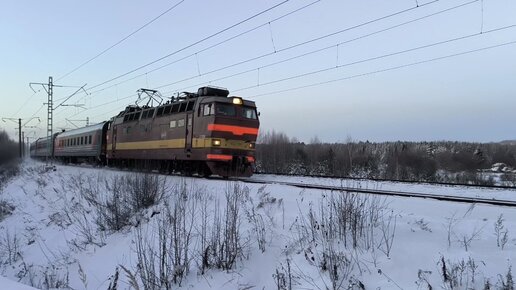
[195, 89, 259, 177]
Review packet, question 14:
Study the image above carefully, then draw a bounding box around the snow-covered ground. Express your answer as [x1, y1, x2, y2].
[1, 160, 515, 289]
[251, 173, 516, 201]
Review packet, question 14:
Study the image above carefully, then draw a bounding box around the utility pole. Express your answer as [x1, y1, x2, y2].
[21, 131, 25, 158]
[30, 77, 87, 166]
[18, 118, 22, 158]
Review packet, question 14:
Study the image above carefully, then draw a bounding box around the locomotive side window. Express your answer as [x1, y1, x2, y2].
[186, 101, 195, 112]
[170, 120, 177, 128]
[243, 107, 258, 119]
[156, 107, 165, 117]
[164, 105, 172, 115]
[216, 103, 236, 116]
[172, 104, 180, 113]
[179, 102, 187, 112]
[177, 119, 185, 127]
[203, 104, 213, 116]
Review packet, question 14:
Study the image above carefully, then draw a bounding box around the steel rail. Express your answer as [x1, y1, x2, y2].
[238, 178, 516, 207]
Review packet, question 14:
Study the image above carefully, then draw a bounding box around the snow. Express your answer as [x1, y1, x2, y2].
[0, 276, 38, 290]
[1, 159, 516, 289]
[251, 173, 516, 201]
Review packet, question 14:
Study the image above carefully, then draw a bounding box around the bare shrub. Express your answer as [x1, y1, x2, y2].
[96, 173, 166, 231]
[273, 258, 298, 290]
[291, 192, 395, 289]
[0, 228, 21, 265]
[41, 265, 69, 290]
[134, 180, 199, 289]
[0, 199, 15, 221]
[206, 183, 248, 271]
[498, 266, 514, 290]
[438, 256, 488, 290]
[495, 214, 509, 250]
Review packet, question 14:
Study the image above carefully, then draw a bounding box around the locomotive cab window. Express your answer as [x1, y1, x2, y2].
[243, 107, 258, 119]
[215, 103, 236, 116]
[203, 104, 214, 116]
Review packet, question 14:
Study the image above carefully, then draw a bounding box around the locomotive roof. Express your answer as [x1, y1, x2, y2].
[57, 122, 107, 138]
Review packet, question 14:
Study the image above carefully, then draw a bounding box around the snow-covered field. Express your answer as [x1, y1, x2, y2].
[1, 160, 516, 289]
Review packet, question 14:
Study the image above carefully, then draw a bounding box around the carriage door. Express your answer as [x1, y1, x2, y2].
[185, 113, 193, 156]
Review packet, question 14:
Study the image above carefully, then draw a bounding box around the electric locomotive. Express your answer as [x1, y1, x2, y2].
[106, 86, 259, 177]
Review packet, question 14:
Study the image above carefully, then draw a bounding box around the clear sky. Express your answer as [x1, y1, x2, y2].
[1, 0, 515, 143]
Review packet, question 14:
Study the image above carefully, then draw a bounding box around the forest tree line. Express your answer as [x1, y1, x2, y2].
[255, 131, 516, 185]
[0, 130, 18, 166]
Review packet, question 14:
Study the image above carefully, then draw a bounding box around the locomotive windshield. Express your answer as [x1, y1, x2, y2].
[215, 103, 236, 116]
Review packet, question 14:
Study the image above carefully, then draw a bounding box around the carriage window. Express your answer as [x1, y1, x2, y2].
[177, 119, 185, 127]
[216, 103, 236, 116]
[169, 120, 177, 128]
[243, 107, 258, 119]
[81, 136, 84, 145]
[89, 135, 92, 144]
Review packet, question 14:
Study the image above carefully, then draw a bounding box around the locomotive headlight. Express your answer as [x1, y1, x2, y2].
[248, 142, 255, 149]
[232, 97, 243, 105]
[212, 139, 222, 146]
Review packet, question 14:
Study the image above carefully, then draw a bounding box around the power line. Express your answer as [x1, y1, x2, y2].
[86, 0, 293, 91]
[57, 0, 457, 122]
[156, 0, 466, 91]
[11, 90, 41, 117]
[84, 0, 322, 97]
[55, 0, 502, 126]
[56, 0, 187, 81]
[56, 0, 440, 115]
[61, 37, 516, 127]
[160, 0, 491, 94]
[249, 39, 516, 98]
[231, 24, 516, 92]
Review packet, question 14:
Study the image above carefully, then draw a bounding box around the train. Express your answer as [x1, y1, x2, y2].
[30, 86, 260, 177]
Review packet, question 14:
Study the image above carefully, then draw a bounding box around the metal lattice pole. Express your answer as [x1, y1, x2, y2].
[46, 76, 53, 165]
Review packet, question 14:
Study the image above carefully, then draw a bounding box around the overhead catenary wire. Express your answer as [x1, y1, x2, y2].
[54, 0, 504, 128]
[156, 0, 471, 91]
[56, 0, 187, 82]
[249, 39, 516, 98]
[57, 0, 487, 124]
[160, 0, 492, 94]
[232, 24, 516, 92]
[57, 0, 440, 116]
[60, 26, 516, 126]
[85, 0, 293, 92]
[87, 0, 439, 95]
[80, 0, 323, 96]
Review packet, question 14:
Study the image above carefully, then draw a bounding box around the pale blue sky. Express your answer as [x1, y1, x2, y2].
[1, 0, 515, 143]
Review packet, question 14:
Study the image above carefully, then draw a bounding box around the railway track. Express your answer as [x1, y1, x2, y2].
[35, 161, 516, 207]
[253, 172, 516, 190]
[238, 178, 516, 207]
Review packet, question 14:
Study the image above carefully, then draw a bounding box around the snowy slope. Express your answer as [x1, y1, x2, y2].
[0, 160, 515, 289]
